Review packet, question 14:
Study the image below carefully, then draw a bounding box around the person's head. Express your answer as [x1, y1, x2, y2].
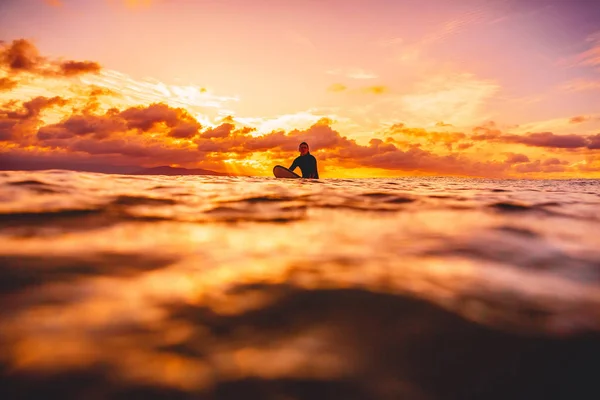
[299, 142, 309, 155]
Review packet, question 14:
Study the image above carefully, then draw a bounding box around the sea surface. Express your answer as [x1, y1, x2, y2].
[1, 170, 599, 400]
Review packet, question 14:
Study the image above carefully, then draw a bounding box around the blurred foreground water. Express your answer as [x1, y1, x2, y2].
[1, 170, 599, 399]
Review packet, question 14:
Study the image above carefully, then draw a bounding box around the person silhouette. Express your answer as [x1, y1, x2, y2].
[289, 142, 319, 179]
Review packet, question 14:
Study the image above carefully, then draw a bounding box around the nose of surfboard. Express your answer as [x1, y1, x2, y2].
[273, 165, 301, 179]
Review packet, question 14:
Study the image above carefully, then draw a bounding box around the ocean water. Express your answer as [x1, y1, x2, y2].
[0, 170, 599, 399]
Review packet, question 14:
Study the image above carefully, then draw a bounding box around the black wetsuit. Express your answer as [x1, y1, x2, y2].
[289, 153, 319, 179]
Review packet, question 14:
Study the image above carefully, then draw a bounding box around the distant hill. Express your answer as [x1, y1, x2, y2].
[0, 154, 233, 176]
[132, 165, 230, 176]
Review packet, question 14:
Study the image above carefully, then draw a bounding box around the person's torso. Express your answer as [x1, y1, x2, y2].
[295, 154, 316, 176]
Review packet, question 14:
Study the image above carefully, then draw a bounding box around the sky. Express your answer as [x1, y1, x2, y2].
[1, 0, 600, 178]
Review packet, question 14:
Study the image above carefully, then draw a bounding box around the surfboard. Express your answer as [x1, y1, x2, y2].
[273, 165, 301, 179]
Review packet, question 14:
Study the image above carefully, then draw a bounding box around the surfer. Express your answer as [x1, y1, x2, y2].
[289, 142, 319, 179]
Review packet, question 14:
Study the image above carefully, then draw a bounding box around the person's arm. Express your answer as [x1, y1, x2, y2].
[311, 157, 319, 179]
[289, 157, 298, 171]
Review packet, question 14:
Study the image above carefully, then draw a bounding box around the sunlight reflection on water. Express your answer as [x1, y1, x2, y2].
[1, 171, 599, 399]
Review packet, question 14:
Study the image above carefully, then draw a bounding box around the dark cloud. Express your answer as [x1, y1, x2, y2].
[9, 96, 68, 119]
[0, 119, 18, 141]
[472, 122, 503, 141]
[542, 158, 566, 166]
[0, 39, 102, 77]
[120, 103, 201, 138]
[503, 132, 588, 148]
[588, 134, 600, 149]
[60, 60, 101, 76]
[350, 146, 506, 176]
[169, 123, 203, 139]
[67, 138, 195, 161]
[513, 160, 567, 173]
[201, 122, 235, 139]
[38, 114, 127, 141]
[35, 102, 202, 144]
[569, 115, 589, 124]
[457, 143, 474, 150]
[0, 39, 43, 72]
[0, 96, 68, 142]
[0, 148, 164, 174]
[504, 153, 530, 164]
[470, 125, 600, 150]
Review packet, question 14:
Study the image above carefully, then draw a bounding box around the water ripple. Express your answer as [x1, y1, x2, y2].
[1, 171, 599, 399]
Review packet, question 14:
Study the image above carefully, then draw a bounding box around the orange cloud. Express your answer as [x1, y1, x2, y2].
[569, 115, 589, 124]
[363, 86, 387, 94]
[0, 77, 18, 91]
[327, 83, 347, 92]
[386, 123, 467, 150]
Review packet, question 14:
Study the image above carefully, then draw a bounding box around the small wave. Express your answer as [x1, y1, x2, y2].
[229, 195, 297, 204]
[8, 179, 49, 186]
[204, 205, 306, 223]
[7, 179, 60, 194]
[110, 195, 177, 207]
[0, 252, 178, 295]
[488, 202, 532, 212]
[0, 209, 102, 227]
[359, 192, 415, 204]
[494, 225, 539, 238]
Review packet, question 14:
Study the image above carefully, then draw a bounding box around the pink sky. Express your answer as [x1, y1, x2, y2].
[1, 0, 600, 177]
